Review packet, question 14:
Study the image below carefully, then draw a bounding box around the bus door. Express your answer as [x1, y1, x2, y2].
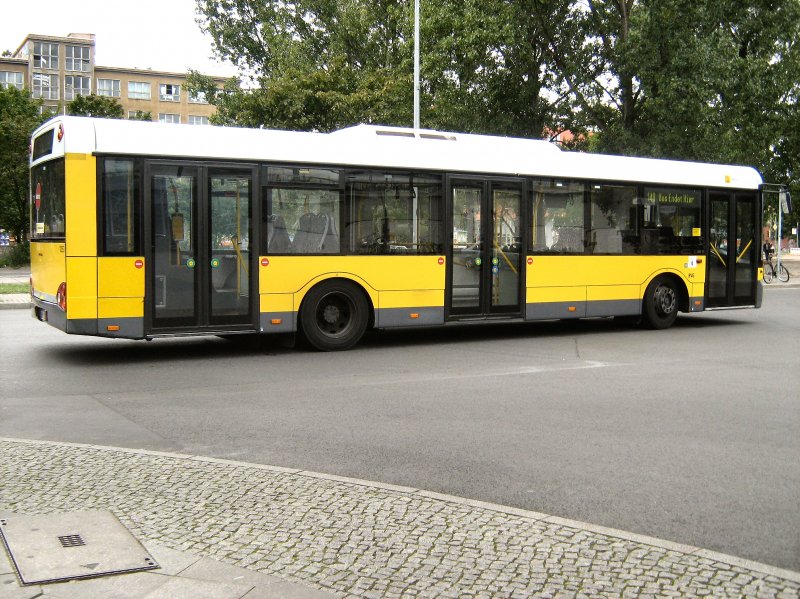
[707, 191, 758, 308]
[448, 178, 524, 318]
[146, 163, 256, 332]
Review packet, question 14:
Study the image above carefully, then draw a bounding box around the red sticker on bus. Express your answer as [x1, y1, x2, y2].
[134, 259, 144, 269]
[438, 257, 444, 265]
[261, 258, 270, 267]
[527, 257, 533, 265]
[35, 182, 42, 211]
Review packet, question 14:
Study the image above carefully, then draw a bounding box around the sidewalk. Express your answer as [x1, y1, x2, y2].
[0, 268, 30, 311]
[1, 438, 798, 599]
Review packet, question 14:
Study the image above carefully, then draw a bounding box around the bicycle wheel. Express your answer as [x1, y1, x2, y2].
[763, 264, 773, 283]
[777, 263, 790, 283]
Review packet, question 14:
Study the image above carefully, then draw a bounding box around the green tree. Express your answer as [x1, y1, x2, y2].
[0, 86, 46, 244]
[191, 0, 572, 135]
[68, 94, 124, 118]
[543, 0, 800, 166]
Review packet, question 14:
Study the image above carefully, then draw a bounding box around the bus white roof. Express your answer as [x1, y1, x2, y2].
[34, 116, 763, 190]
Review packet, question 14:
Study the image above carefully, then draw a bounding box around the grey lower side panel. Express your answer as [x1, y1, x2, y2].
[526, 302, 587, 320]
[260, 311, 297, 333]
[526, 299, 642, 321]
[375, 307, 445, 329]
[586, 299, 641, 318]
[690, 296, 705, 312]
[67, 318, 99, 336]
[755, 283, 763, 308]
[97, 318, 145, 339]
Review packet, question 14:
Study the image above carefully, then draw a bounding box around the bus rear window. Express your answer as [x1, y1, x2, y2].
[32, 129, 55, 161]
[31, 158, 66, 239]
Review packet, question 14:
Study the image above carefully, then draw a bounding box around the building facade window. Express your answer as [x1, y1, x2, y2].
[33, 42, 59, 69]
[64, 75, 91, 100]
[97, 78, 121, 97]
[65, 46, 90, 71]
[32, 73, 59, 99]
[128, 81, 151, 100]
[0, 71, 24, 90]
[128, 110, 150, 120]
[188, 91, 207, 104]
[159, 83, 181, 102]
[188, 115, 209, 125]
[158, 113, 180, 124]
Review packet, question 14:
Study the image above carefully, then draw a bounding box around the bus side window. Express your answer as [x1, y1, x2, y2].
[529, 179, 585, 254]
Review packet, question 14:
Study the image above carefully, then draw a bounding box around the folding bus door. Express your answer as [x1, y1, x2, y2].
[707, 191, 758, 308]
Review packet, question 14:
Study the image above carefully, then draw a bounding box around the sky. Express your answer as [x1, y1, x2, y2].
[1, 0, 237, 77]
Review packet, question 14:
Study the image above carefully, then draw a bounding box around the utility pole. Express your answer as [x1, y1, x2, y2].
[414, 0, 420, 130]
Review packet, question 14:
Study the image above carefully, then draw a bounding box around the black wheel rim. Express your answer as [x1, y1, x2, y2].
[315, 292, 355, 338]
[653, 283, 676, 316]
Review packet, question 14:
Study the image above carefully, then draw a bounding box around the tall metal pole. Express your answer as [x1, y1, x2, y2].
[777, 190, 785, 274]
[414, 0, 420, 130]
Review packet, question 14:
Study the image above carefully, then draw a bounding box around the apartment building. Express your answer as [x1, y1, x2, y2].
[0, 33, 226, 124]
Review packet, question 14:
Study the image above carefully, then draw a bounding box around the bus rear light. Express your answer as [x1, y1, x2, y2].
[57, 282, 67, 311]
[57, 123, 64, 142]
[696, 258, 703, 264]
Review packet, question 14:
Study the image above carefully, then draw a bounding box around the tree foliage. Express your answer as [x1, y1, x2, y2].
[67, 94, 124, 119]
[0, 87, 46, 243]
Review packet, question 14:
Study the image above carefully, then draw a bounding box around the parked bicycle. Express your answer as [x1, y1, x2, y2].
[763, 256, 790, 283]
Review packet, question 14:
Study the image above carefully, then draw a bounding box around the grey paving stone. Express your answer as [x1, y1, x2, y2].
[139, 577, 252, 599]
[138, 543, 201, 576]
[0, 574, 41, 599]
[39, 572, 168, 599]
[178, 558, 286, 588]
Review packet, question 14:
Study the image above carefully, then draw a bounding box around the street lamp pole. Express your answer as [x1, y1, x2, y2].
[414, 0, 420, 130]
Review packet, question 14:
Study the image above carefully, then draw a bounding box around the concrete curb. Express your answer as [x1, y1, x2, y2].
[3, 436, 798, 587]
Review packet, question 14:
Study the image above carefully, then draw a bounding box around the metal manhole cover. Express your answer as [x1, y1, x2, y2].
[0, 510, 159, 585]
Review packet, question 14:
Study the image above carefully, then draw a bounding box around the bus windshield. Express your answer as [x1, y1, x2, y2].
[31, 158, 66, 240]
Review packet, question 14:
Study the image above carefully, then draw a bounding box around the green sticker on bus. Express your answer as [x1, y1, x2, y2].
[211, 258, 220, 268]
[186, 258, 196, 269]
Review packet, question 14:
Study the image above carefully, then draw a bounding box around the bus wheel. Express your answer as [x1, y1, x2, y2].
[642, 276, 679, 329]
[300, 280, 369, 351]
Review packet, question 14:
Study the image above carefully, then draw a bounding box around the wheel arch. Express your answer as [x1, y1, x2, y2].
[641, 270, 691, 312]
[296, 274, 376, 329]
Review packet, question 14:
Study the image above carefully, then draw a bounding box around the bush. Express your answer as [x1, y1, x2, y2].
[0, 241, 30, 268]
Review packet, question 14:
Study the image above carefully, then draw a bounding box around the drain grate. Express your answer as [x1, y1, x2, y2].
[58, 534, 86, 548]
[0, 510, 159, 585]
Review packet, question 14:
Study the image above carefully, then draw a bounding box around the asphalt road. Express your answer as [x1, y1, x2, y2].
[1, 288, 798, 571]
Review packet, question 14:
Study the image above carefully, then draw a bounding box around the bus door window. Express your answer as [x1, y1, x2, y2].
[491, 187, 521, 308]
[209, 173, 251, 317]
[735, 195, 756, 297]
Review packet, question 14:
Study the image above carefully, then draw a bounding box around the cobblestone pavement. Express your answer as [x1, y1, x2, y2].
[1, 438, 798, 599]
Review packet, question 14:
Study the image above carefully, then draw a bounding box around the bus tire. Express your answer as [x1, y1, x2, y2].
[300, 280, 369, 351]
[642, 276, 679, 330]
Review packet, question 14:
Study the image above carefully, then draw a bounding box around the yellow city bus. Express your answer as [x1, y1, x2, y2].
[29, 116, 763, 350]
